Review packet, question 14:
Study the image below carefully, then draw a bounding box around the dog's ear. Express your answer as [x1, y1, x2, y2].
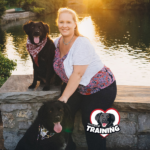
[40, 21, 50, 35]
[95, 113, 102, 122]
[109, 114, 115, 122]
[23, 21, 33, 35]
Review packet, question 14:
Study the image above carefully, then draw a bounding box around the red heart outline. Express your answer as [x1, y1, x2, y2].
[90, 108, 120, 137]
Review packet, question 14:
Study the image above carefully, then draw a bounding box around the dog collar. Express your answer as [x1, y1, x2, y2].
[26, 37, 47, 67]
[37, 125, 55, 141]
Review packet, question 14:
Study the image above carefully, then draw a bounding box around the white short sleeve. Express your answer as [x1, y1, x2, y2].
[54, 37, 61, 48]
[72, 37, 94, 65]
[63, 36, 104, 86]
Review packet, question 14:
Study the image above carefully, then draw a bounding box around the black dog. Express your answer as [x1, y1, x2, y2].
[23, 21, 61, 91]
[95, 113, 115, 128]
[15, 100, 73, 150]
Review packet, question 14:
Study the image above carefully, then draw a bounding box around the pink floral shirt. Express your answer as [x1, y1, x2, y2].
[53, 38, 115, 95]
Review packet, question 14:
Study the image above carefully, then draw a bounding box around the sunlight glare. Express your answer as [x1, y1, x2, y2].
[78, 16, 96, 42]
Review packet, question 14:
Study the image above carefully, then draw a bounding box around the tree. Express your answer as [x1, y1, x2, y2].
[0, 0, 6, 19]
[6, 0, 16, 7]
[16, 0, 25, 7]
[22, 0, 36, 11]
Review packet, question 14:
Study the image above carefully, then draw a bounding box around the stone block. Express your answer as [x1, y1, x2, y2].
[16, 118, 27, 122]
[2, 113, 15, 128]
[3, 130, 24, 150]
[138, 135, 150, 150]
[28, 120, 33, 126]
[0, 126, 3, 139]
[73, 111, 81, 133]
[119, 121, 136, 135]
[73, 111, 84, 133]
[18, 121, 32, 130]
[107, 133, 137, 149]
[78, 121, 84, 132]
[119, 112, 128, 119]
[16, 110, 33, 119]
[138, 114, 150, 133]
[34, 112, 38, 120]
[72, 133, 87, 147]
[31, 103, 43, 111]
[0, 104, 31, 112]
[129, 113, 138, 122]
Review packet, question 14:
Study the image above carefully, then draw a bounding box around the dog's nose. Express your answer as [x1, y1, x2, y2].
[102, 118, 106, 121]
[34, 31, 40, 36]
[55, 116, 60, 119]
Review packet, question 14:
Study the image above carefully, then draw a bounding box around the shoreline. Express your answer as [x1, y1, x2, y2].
[0, 11, 36, 26]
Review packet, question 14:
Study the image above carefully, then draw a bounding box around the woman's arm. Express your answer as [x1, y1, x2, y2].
[58, 65, 88, 103]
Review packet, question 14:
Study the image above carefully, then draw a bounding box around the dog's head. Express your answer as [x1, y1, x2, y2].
[38, 100, 72, 133]
[95, 113, 115, 128]
[23, 21, 49, 44]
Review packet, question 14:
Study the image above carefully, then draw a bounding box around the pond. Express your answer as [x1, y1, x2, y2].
[0, 8, 150, 86]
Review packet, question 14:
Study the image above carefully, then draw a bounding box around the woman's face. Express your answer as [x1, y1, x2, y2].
[58, 12, 76, 37]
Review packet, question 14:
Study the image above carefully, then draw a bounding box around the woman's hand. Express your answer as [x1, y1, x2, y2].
[58, 65, 88, 103]
[58, 96, 68, 103]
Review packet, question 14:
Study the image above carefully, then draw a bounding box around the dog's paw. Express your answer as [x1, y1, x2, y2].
[43, 85, 50, 91]
[28, 84, 36, 89]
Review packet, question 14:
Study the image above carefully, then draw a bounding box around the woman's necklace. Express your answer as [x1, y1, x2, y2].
[63, 35, 74, 45]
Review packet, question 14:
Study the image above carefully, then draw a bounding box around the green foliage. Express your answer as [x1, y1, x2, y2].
[23, 0, 66, 15]
[22, 0, 36, 11]
[86, 0, 150, 11]
[0, 0, 6, 19]
[6, 0, 33, 8]
[6, 0, 15, 6]
[35, 0, 68, 14]
[0, 45, 17, 87]
[30, 6, 45, 15]
[6, 0, 24, 7]
[5, 0, 67, 15]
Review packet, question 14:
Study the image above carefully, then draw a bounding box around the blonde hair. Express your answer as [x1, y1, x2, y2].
[56, 8, 81, 36]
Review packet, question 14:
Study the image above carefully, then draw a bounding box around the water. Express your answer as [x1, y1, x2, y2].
[0, 9, 150, 86]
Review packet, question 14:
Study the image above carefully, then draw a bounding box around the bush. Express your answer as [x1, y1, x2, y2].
[35, 0, 68, 14]
[30, 6, 45, 15]
[22, 1, 46, 15]
[0, 0, 6, 19]
[22, 0, 36, 11]
[0, 46, 17, 87]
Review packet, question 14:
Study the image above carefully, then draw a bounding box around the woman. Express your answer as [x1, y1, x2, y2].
[53, 8, 117, 150]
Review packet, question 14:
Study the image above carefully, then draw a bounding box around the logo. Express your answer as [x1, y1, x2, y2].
[86, 108, 120, 137]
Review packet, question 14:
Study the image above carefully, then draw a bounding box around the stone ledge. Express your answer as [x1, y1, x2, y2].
[112, 102, 150, 112]
[0, 75, 150, 112]
[116, 85, 150, 103]
[0, 91, 60, 104]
